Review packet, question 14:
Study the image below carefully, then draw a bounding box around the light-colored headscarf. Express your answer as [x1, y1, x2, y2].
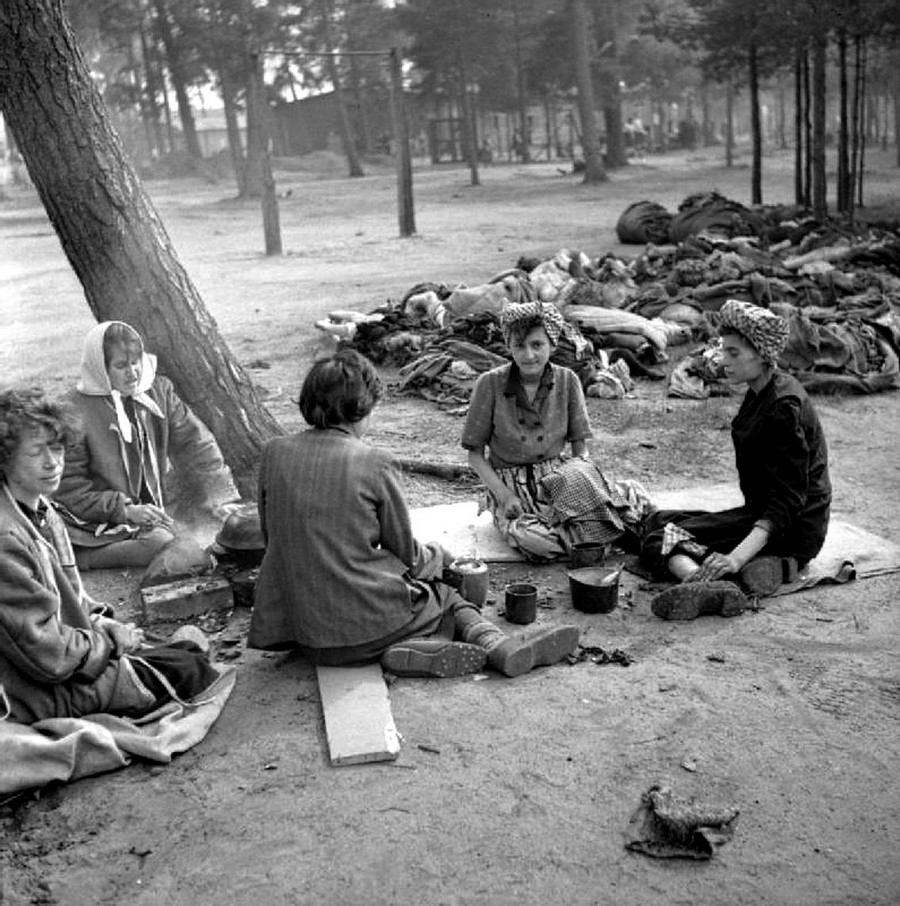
[718, 300, 789, 366]
[76, 321, 162, 443]
[500, 301, 565, 346]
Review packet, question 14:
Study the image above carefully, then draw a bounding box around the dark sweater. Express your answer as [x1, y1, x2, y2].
[732, 371, 831, 560]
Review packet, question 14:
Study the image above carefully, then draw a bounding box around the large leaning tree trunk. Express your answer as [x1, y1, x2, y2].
[0, 0, 284, 495]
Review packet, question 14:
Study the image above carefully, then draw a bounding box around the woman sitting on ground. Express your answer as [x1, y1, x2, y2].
[640, 300, 832, 620]
[247, 349, 580, 678]
[461, 300, 652, 562]
[55, 321, 237, 571]
[0, 387, 219, 723]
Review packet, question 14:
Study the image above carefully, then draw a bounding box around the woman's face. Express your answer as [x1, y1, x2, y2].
[107, 347, 143, 396]
[5, 425, 65, 506]
[509, 325, 553, 381]
[721, 331, 766, 386]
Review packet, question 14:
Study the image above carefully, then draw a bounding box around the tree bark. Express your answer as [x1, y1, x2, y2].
[0, 0, 284, 493]
[570, 0, 607, 183]
[245, 51, 282, 255]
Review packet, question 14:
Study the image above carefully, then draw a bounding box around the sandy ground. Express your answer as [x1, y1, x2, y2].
[1, 147, 900, 906]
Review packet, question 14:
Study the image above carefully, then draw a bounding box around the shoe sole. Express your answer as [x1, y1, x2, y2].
[651, 581, 747, 621]
[739, 556, 798, 596]
[381, 642, 487, 678]
[500, 626, 582, 678]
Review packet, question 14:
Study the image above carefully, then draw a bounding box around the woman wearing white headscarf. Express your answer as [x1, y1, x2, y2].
[641, 300, 832, 619]
[55, 321, 237, 570]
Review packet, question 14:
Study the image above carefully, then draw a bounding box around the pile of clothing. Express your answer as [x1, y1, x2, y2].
[313, 192, 900, 406]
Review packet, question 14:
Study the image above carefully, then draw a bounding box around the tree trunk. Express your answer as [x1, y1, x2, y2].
[512, 0, 531, 163]
[320, 0, 364, 178]
[220, 75, 247, 196]
[853, 36, 867, 213]
[152, 0, 202, 159]
[811, 34, 828, 219]
[836, 29, 850, 212]
[803, 46, 812, 207]
[454, 26, 480, 186]
[603, 104, 626, 168]
[246, 51, 282, 255]
[348, 53, 373, 155]
[389, 48, 416, 237]
[570, 0, 606, 183]
[794, 49, 804, 206]
[137, 1, 166, 156]
[749, 42, 762, 205]
[725, 79, 734, 168]
[0, 0, 283, 493]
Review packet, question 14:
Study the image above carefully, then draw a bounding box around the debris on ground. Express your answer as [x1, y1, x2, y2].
[569, 644, 633, 666]
[625, 783, 740, 860]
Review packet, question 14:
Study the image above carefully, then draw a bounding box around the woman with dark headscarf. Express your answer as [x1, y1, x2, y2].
[462, 301, 652, 561]
[641, 300, 832, 620]
[55, 321, 237, 571]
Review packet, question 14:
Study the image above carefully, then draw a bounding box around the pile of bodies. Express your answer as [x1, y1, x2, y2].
[316, 192, 900, 406]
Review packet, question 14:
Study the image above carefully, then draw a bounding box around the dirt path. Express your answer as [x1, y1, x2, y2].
[2, 148, 900, 905]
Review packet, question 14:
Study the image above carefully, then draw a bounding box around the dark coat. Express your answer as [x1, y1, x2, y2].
[56, 376, 235, 536]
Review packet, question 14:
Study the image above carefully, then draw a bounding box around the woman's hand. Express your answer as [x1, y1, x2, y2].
[97, 618, 146, 656]
[499, 492, 524, 520]
[685, 551, 740, 583]
[124, 503, 174, 530]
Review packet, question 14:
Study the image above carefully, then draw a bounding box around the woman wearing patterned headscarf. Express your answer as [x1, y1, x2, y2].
[461, 301, 651, 561]
[641, 300, 832, 620]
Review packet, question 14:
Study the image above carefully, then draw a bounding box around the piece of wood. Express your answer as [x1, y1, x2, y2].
[316, 664, 401, 766]
[396, 458, 472, 480]
[140, 576, 233, 623]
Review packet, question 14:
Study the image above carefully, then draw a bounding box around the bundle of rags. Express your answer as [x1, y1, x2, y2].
[625, 784, 740, 860]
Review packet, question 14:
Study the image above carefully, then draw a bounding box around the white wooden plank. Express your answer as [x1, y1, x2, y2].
[316, 664, 401, 766]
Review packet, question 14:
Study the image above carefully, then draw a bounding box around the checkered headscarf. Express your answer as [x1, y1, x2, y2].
[719, 300, 789, 366]
[500, 301, 565, 346]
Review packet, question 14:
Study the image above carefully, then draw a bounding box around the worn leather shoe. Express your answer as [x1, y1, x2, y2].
[381, 639, 487, 678]
[739, 556, 798, 596]
[651, 581, 748, 621]
[487, 625, 581, 678]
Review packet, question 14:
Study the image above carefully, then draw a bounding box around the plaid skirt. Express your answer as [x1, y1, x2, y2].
[484, 457, 653, 562]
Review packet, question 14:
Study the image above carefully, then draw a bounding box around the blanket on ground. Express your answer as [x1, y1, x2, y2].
[0, 665, 236, 796]
[410, 489, 900, 592]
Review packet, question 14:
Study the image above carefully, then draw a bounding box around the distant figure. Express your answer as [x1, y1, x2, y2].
[625, 116, 647, 161]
